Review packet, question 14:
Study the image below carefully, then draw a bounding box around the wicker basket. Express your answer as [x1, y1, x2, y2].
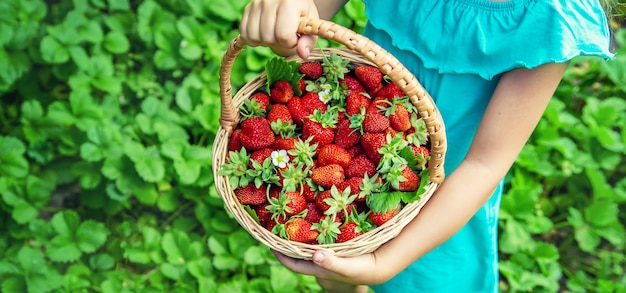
[213, 17, 446, 259]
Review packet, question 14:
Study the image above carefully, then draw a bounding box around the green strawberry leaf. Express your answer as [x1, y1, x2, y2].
[367, 190, 403, 213]
[265, 57, 304, 94]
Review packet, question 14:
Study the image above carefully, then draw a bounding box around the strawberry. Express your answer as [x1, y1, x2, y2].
[234, 182, 267, 205]
[336, 221, 363, 243]
[354, 65, 383, 91]
[304, 202, 323, 224]
[347, 145, 364, 158]
[344, 155, 377, 179]
[334, 119, 360, 149]
[360, 133, 386, 164]
[311, 164, 345, 188]
[345, 92, 371, 116]
[239, 117, 276, 151]
[283, 191, 307, 216]
[267, 103, 293, 125]
[378, 82, 405, 101]
[337, 177, 364, 200]
[272, 137, 298, 152]
[285, 218, 319, 243]
[362, 102, 390, 133]
[315, 190, 333, 213]
[302, 120, 334, 147]
[340, 75, 366, 94]
[299, 61, 323, 80]
[250, 92, 271, 110]
[317, 144, 351, 168]
[287, 97, 308, 126]
[412, 145, 431, 159]
[270, 80, 294, 104]
[302, 92, 327, 115]
[389, 103, 412, 132]
[228, 129, 243, 152]
[369, 205, 400, 227]
[256, 204, 272, 227]
[302, 183, 317, 201]
[266, 214, 288, 234]
[249, 148, 274, 167]
[395, 166, 420, 191]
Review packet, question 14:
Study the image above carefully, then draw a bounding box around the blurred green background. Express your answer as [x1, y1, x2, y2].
[0, 0, 624, 292]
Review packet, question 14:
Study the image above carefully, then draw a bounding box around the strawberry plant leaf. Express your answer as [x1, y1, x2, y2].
[0, 136, 29, 178]
[367, 191, 403, 213]
[264, 57, 304, 94]
[76, 220, 109, 253]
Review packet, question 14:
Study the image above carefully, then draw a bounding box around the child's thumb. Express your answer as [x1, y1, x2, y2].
[311, 250, 344, 272]
[296, 35, 316, 60]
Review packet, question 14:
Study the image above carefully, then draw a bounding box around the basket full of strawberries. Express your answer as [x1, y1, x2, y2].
[212, 18, 446, 259]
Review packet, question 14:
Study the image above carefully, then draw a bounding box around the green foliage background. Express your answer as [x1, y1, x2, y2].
[0, 0, 624, 292]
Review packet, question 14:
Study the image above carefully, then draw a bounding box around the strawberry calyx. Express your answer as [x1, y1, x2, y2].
[217, 148, 253, 189]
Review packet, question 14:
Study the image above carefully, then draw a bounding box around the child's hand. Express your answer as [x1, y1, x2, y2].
[240, 0, 320, 59]
[271, 249, 387, 288]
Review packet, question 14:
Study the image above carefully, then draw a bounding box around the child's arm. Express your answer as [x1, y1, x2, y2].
[240, 0, 348, 59]
[273, 61, 569, 288]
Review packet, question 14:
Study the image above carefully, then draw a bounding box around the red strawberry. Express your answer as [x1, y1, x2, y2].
[302, 120, 334, 147]
[340, 76, 366, 94]
[362, 102, 390, 133]
[412, 145, 431, 159]
[285, 218, 319, 243]
[362, 111, 390, 134]
[347, 145, 364, 158]
[299, 61, 323, 80]
[249, 92, 271, 110]
[302, 183, 317, 202]
[334, 119, 360, 149]
[228, 129, 243, 152]
[345, 92, 371, 116]
[337, 177, 363, 200]
[267, 103, 294, 124]
[302, 92, 327, 115]
[317, 144, 351, 168]
[304, 202, 323, 224]
[311, 164, 345, 188]
[287, 97, 308, 126]
[354, 65, 383, 91]
[239, 117, 276, 151]
[256, 204, 272, 227]
[249, 148, 274, 167]
[235, 183, 267, 205]
[360, 133, 386, 164]
[315, 190, 333, 213]
[298, 79, 306, 93]
[266, 214, 288, 234]
[369, 205, 400, 227]
[270, 80, 294, 104]
[396, 166, 420, 191]
[272, 137, 297, 152]
[345, 155, 377, 179]
[389, 104, 411, 132]
[336, 221, 363, 243]
[283, 191, 307, 216]
[378, 82, 405, 101]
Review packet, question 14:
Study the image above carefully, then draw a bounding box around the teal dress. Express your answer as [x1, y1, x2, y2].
[360, 0, 614, 292]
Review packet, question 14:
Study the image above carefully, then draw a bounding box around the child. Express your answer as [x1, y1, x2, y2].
[239, 0, 614, 292]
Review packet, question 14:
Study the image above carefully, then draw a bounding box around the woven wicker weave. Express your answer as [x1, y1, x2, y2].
[213, 18, 447, 259]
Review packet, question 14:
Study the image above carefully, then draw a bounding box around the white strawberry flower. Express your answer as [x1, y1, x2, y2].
[271, 150, 290, 168]
[320, 83, 332, 91]
[318, 89, 332, 104]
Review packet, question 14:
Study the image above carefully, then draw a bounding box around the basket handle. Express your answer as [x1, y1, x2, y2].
[219, 17, 446, 183]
